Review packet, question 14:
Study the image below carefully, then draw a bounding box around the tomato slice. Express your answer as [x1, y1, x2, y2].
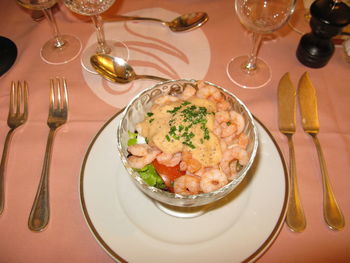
[152, 159, 185, 192]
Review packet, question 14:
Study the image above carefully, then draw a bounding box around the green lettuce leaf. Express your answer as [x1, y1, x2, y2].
[134, 164, 166, 190]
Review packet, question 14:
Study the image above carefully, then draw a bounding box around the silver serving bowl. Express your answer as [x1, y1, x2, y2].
[117, 79, 259, 207]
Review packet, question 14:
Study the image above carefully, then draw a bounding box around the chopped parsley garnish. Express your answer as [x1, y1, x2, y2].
[147, 112, 154, 117]
[167, 106, 182, 115]
[164, 101, 212, 149]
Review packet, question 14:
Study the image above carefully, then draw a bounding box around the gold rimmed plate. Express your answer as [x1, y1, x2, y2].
[80, 112, 288, 263]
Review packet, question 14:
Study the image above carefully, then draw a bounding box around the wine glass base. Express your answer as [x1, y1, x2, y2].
[226, 56, 271, 89]
[153, 201, 211, 218]
[40, 34, 82, 65]
[81, 40, 129, 74]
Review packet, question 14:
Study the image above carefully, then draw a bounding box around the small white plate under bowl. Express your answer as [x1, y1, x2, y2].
[80, 112, 288, 263]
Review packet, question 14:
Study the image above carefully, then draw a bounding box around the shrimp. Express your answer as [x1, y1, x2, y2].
[220, 121, 237, 138]
[230, 146, 249, 165]
[213, 123, 222, 137]
[229, 111, 245, 135]
[196, 81, 224, 102]
[180, 150, 202, 173]
[156, 152, 182, 167]
[237, 133, 249, 149]
[228, 160, 239, 180]
[215, 111, 230, 124]
[220, 139, 228, 152]
[180, 85, 197, 100]
[199, 168, 228, 193]
[154, 95, 179, 105]
[228, 133, 249, 149]
[220, 146, 249, 179]
[127, 144, 160, 169]
[217, 100, 232, 111]
[174, 175, 200, 195]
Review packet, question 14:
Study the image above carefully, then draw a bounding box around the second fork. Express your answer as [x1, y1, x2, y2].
[28, 78, 68, 231]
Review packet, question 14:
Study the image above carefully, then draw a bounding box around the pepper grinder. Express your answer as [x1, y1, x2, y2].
[296, 0, 350, 68]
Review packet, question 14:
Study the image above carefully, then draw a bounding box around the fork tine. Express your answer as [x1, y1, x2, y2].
[16, 81, 21, 116]
[49, 79, 55, 117]
[23, 81, 29, 121]
[62, 78, 68, 114]
[56, 78, 62, 111]
[9, 81, 15, 118]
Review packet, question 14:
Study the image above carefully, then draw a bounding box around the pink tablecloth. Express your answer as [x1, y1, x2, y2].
[0, 0, 349, 262]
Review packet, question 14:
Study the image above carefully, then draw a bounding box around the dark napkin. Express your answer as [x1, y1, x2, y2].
[0, 36, 17, 76]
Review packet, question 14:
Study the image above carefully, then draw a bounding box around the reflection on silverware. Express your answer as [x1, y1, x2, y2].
[298, 72, 345, 231]
[90, 54, 168, 84]
[0, 81, 28, 215]
[28, 78, 68, 231]
[278, 73, 306, 232]
[103, 12, 209, 32]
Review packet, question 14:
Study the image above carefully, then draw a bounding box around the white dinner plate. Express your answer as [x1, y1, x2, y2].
[80, 112, 288, 263]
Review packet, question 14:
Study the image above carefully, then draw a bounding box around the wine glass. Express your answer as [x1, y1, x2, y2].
[17, 0, 82, 65]
[64, 0, 129, 73]
[288, 0, 314, 35]
[227, 0, 296, 89]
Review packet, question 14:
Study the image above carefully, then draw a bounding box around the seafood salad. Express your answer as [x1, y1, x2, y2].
[126, 81, 250, 195]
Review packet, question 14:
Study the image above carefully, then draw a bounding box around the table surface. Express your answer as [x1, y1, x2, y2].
[0, 0, 349, 262]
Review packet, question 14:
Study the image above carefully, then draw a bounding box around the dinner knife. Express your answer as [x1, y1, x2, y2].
[298, 72, 345, 231]
[278, 72, 306, 232]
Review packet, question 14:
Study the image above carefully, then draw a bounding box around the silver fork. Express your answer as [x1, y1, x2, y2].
[28, 78, 68, 231]
[0, 81, 28, 215]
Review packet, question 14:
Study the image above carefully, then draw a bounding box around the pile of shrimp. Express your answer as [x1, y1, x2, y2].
[127, 80, 250, 195]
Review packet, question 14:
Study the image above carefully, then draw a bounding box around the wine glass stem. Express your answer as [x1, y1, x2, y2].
[42, 8, 65, 48]
[91, 15, 111, 54]
[245, 32, 262, 71]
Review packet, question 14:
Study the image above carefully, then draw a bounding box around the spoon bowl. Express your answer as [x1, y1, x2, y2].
[90, 54, 168, 84]
[103, 12, 209, 32]
[166, 12, 209, 32]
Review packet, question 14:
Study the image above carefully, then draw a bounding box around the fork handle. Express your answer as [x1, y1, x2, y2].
[285, 134, 307, 232]
[312, 135, 345, 230]
[28, 129, 55, 231]
[0, 129, 15, 215]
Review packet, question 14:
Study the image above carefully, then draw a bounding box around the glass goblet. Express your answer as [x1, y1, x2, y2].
[227, 0, 296, 89]
[17, 0, 82, 65]
[64, 0, 129, 73]
[288, 0, 314, 35]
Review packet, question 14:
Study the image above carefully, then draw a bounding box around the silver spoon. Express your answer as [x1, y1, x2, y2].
[103, 12, 209, 32]
[90, 54, 168, 84]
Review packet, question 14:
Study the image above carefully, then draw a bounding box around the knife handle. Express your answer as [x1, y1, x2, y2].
[312, 135, 345, 230]
[285, 135, 307, 232]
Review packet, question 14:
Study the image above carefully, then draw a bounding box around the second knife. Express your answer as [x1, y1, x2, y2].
[298, 72, 345, 230]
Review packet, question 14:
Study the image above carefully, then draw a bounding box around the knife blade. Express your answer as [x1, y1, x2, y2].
[278, 72, 296, 133]
[298, 72, 345, 230]
[278, 72, 306, 232]
[298, 72, 319, 133]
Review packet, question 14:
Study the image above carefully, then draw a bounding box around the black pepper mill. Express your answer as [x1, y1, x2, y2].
[296, 0, 350, 68]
